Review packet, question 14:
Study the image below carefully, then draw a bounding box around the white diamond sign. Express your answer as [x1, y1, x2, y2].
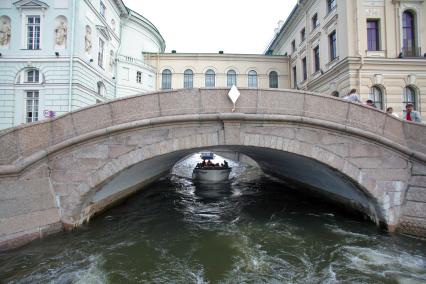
[227, 85, 240, 112]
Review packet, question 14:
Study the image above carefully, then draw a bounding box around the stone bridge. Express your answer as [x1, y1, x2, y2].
[1, 88, 426, 250]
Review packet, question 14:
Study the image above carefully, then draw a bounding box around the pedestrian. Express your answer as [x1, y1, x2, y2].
[366, 99, 377, 108]
[403, 103, 422, 123]
[343, 88, 361, 103]
[386, 107, 399, 118]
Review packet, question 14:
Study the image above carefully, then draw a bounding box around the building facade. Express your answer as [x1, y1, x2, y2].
[0, 0, 165, 129]
[144, 53, 289, 91]
[266, 0, 426, 117]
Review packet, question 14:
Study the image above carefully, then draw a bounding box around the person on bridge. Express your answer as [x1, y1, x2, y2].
[343, 89, 361, 103]
[366, 99, 377, 108]
[386, 107, 399, 118]
[403, 103, 422, 123]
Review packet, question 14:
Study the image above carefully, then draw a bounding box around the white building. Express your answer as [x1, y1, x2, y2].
[0, 0, 165, 129]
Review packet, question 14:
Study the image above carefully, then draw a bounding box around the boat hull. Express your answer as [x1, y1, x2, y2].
[192, 168, 232, 183]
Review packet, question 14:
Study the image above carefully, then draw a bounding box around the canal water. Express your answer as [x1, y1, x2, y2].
[1, 155, 426, 283]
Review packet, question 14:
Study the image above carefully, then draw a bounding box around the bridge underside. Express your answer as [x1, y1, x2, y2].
[90, 146, 383, 228]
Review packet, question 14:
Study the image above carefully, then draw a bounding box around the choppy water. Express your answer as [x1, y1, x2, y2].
[1, 155, 426, 283]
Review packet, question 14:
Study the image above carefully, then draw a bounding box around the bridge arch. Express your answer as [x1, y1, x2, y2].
[1, 88, 426, 250]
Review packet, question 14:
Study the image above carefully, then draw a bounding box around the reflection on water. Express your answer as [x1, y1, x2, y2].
[1, 154, 426, 283]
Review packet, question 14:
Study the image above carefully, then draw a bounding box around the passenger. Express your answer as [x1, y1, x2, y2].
[343, 88, 361, 103]
[403, 103, 422, 123]
[201, 160, 206, 167]
[223, 160, 229, 168]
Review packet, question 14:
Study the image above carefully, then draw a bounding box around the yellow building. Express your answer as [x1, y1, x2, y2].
[266, 0, 426, 117]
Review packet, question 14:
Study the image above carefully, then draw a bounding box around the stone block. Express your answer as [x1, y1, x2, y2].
[403, 122, 426, 154]
[51, 114, 76, 145]
[111, 94, 160, 125]
[295, 128, 321, 143]
[409, 176, 426, 187]
[257, 89, 304, 116]
[72, 104, 112, 136]
[108, 144, 134, 159]
[127, 128, 169, 146]
[18, 122, 50, 157]
[231, 88, 258, 114]
[243, 125, 296, 139]
[0, 208, 61, 238]
[346, 103, 386, 135]
[74, 143, 109, 159]
[349, 157, 383, 169]
[406, 187, 426, 203]
[349, 143, 384, 158]
[383, 116, 406, 147]
[199, 88, 234, 113]
[304, 95, 349, 123]
[0, 130, 19, 164]
[159, 89, 201, 116]
[412, 162, 426, 176]
[403, 201, 426, 218]
[398, 216, 426, 237]
[363, 168, 410, 181]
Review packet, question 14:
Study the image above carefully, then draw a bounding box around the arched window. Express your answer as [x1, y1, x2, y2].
[248, 70, 258, 88]
[331, 91, 339, 97]
[369, 86, 383, 110]
[205, 69, 215, 87]
[162, 69, 172, 89]
[183, 69, 193, 89]
[97, 81, 106, 97]
[402, 11, 416, 56]
[269, 71, 278, 88]
[26, 69, 40, 83]
[227, 70, 237, 87]
[403, 86, 417, 110]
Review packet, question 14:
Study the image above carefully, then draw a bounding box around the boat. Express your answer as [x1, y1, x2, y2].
[192, 152, 232, 183]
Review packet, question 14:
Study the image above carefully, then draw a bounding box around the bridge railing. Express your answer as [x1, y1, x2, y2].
[0, 88, 425, 170]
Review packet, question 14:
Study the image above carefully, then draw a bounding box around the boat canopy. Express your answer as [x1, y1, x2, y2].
[200, 152, 214, 160]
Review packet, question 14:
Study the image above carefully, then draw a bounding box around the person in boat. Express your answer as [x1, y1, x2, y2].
[223, 160, 229, 168]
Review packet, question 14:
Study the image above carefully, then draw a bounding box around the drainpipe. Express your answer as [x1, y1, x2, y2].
[68, 0, 76, 112]
[115, 15, 126, 98]
[355, 0, 364, 94]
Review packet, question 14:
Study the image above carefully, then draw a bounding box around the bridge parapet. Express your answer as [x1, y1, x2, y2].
[0, 88, 425, 170]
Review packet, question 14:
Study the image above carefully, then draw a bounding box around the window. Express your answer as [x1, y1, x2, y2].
[312, 13, 319, 30]
[27, 16, 40, 50]
[162, 69, 172, 89]
[136, 71, 142, 83]
[291, 40, 296, 53]
[26, 69, 39, 83]
[26, 91, 39, 123]
[301, 28, 306, 42]
[402, 11, 416, 56]
[403, 86, 417, 110]
[327, 0, 336, 13]
[98, 38, 104, 68]
[370, 86, 383, 109]
[313, 45, 320, 72]
[302, 57, 307, 81]
[100, 1, 106, 18]
[269, 71, 278, 88]
[329, 30, 337, 61]
[227, 70, 237, 87]
[184, 69, 193, 89]
[367, 20, 380, 51]
[205, 69, 215, 87]
[292, 66, 297, 88]
[248, 70, 258, 88]
[97, 81, 106, 97]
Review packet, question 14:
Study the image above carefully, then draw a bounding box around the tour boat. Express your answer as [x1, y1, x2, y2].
[192, 152, 232, 183]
